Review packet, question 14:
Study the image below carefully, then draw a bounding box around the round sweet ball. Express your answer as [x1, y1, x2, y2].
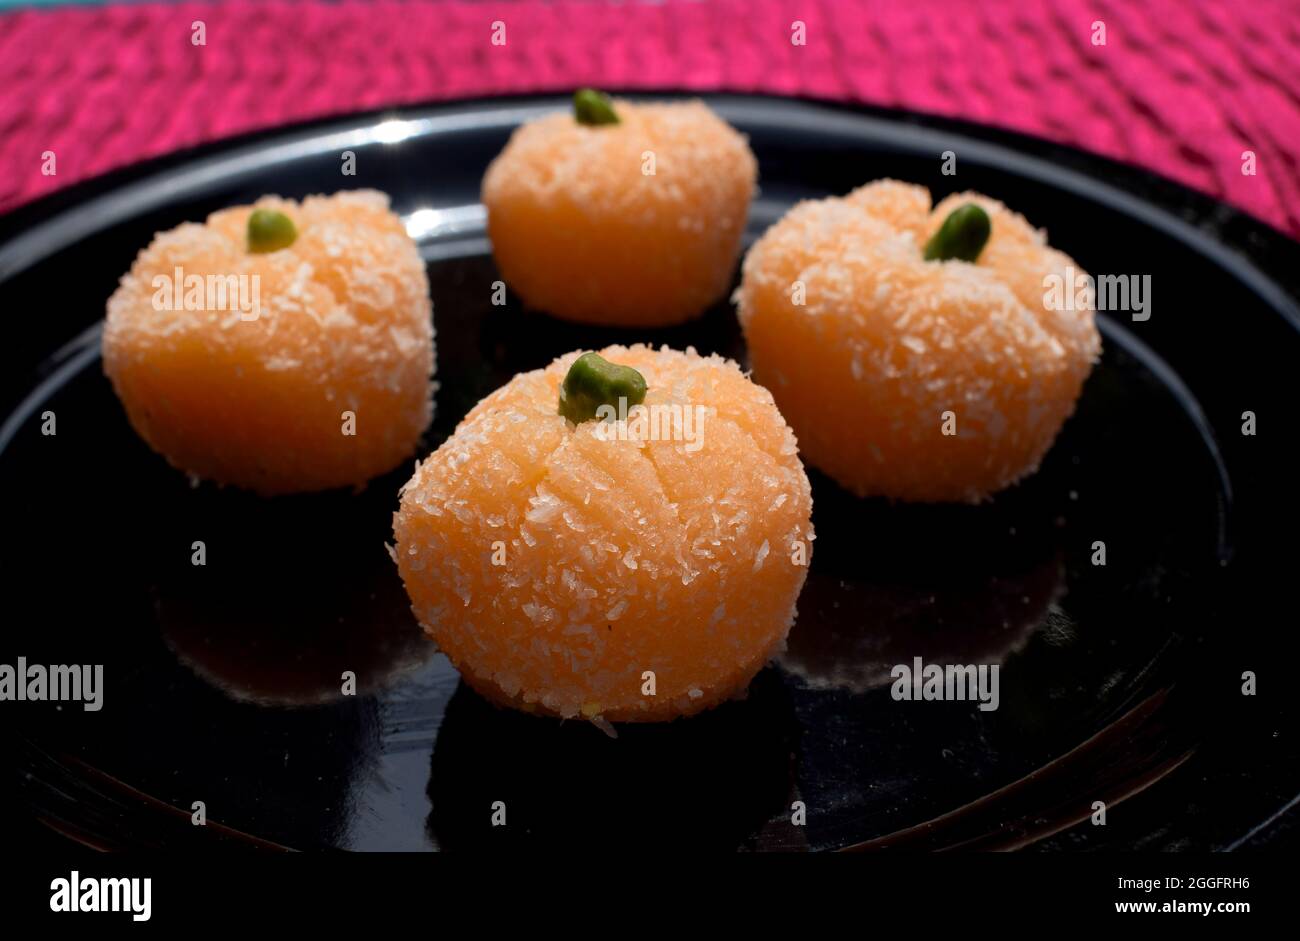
[103, 190, 435, 495]
[393, 344, 814, 723]
[482, 98, 757, 327]
[735, 180, 1100, 503]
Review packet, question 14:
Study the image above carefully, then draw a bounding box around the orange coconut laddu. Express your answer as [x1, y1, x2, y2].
[103, 190, 435, 495]
[735, 180, 1100, 503]
[393, 344, 814, 723]
[482, 91, 757, 327]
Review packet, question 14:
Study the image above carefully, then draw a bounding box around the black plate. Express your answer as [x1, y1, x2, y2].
[1, 94, 1297, 852]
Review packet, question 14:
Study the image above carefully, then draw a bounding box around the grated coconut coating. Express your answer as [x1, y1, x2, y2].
[735, 180, 1100, 502]
[393, 345, 814, 722]
[482, 100, 757, 327]
[103, 190, 435, 495]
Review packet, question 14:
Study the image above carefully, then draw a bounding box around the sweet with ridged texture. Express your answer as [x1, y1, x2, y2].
[103, 190, 435, 495]
[482, 98, 757, 327]
[736, 180, 1100, 503]
[393, 345, 814, 723]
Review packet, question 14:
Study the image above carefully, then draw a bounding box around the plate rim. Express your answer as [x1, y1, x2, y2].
[1, 91, 1298, 323]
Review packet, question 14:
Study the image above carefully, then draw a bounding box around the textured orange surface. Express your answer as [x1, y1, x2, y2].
[482, 100, 756, 326]
[736, 180, 1100, 502]
[103, 190, 435, 495]
[393, 345, 814, 722]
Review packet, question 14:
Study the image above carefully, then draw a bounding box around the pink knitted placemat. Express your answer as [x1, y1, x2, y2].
[1, 0, 1298, 237]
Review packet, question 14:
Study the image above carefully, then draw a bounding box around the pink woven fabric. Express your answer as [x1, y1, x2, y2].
[1, 0, 1297, 236]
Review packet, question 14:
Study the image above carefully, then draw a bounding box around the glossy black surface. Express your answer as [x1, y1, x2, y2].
[0, 95, 1296, 851]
